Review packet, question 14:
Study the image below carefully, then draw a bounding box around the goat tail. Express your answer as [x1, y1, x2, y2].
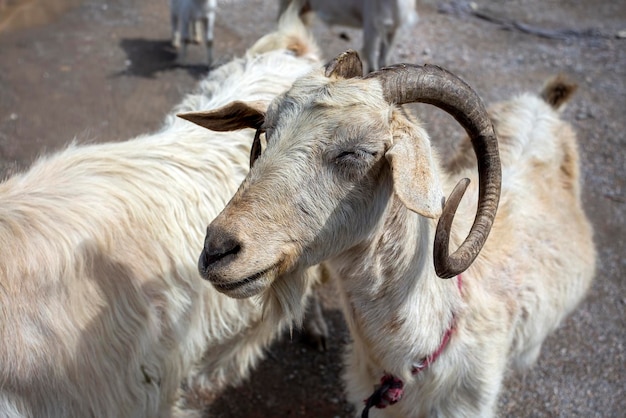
[540, 74, 578, 111]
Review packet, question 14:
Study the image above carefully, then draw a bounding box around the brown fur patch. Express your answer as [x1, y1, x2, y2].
[286, 34, 309, 57]
[540, 74, 578, 110]
[557, 124, 580, 192]
[387, 313, 406, 333]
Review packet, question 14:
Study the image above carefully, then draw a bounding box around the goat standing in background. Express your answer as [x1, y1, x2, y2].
[0, 7, 324, 417]
[170, 0, 217, 66]
[279, 0, 418, 71]
[184, 51, 595, 417]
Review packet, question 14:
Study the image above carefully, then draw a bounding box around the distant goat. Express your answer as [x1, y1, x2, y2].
[170, 0, 217, 66]
[0, 8, 323, 418]
[279, 0, 418, 72]
[186, 51, 596, 417]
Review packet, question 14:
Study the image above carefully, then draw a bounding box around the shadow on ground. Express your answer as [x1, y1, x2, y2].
[207, 309, 356, 418]
[114, 38, 209, 79]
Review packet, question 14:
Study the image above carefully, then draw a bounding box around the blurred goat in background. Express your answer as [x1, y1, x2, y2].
[279, 0, 418, 71]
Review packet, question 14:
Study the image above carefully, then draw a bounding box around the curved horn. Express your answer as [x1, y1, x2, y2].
[365, 64, 501, 278]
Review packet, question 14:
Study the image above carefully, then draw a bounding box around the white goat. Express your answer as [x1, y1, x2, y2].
[185, 51, 596, 417]
[170, 0, 217, 66]
[279, 0, 418, 71]
[0, 8, 323, 418]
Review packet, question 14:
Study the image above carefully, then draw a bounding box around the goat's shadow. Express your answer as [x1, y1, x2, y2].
[112, 38, 209, 79]
[207, 308, 355, 417]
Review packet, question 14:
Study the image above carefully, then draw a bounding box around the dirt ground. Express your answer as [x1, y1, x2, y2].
[0, 0, 624, 417]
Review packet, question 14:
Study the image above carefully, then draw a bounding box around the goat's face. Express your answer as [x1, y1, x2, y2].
[181, 51, 500, 296]
[181, 55, 443, 298]
[210, 100, 397, 297]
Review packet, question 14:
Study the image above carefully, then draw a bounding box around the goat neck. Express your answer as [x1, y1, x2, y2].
[330, 192, 464, 383]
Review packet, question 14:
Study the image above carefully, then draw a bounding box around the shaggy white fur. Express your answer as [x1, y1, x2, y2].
[0, 7, 321, 418]
[191, 56, 595, 417]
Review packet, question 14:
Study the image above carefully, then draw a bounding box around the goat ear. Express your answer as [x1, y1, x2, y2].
[177, 100, 267, 131]
[385, 127, 444, 219]
[324, 50, 363, 79]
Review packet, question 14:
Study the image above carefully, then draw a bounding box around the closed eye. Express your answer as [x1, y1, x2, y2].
[333, 148, 379, 180]
[336, 148, 377, 161]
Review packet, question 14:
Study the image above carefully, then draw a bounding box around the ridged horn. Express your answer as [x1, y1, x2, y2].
[365, 64, 501, 278]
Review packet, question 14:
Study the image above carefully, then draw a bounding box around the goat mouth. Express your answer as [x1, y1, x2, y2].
[210, 266, 275, 297]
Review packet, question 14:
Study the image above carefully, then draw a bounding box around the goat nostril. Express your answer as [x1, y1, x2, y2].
[199, 229, 242, 273]
[201, 241, 241, 269]
[204, 245, 241, 266]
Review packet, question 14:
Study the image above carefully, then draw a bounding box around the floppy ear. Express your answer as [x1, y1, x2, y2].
[385, 125, 444, 219]
[177, 100, 268, 131]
